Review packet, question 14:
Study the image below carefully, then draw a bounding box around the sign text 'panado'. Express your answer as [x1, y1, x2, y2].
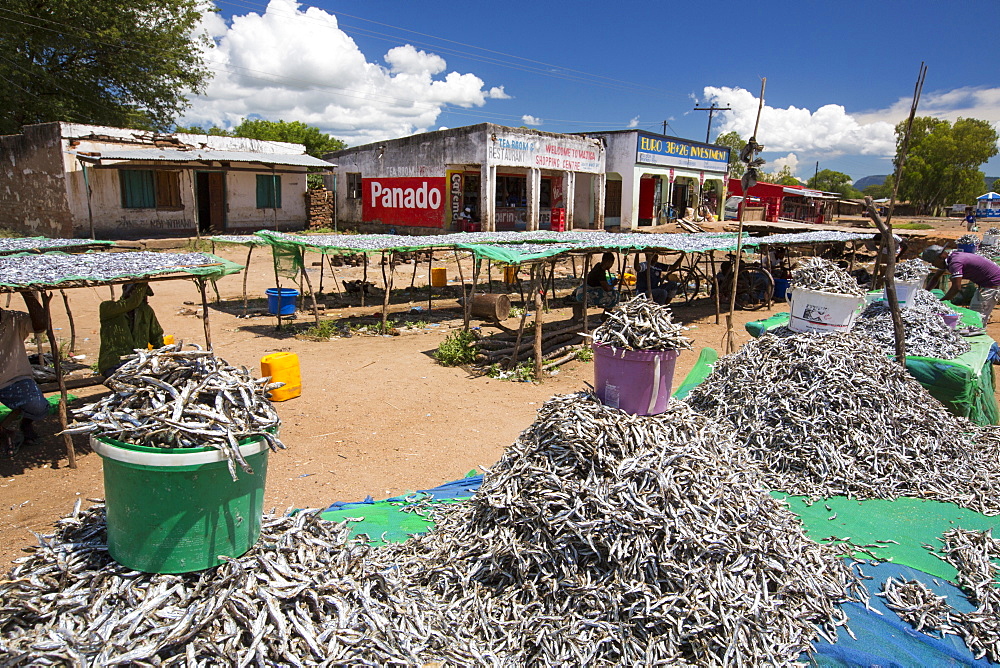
[363, 177, 446, 228]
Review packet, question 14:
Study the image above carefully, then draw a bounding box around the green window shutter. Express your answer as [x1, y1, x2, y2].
[120, 170, 155, 208]
[256, 174, 282, 208]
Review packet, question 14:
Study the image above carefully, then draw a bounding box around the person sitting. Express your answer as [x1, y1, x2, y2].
[573, 252, 620, 310]
[923, 245, 1000, 325]
[98, 282, 164, 379]
[634, 253, 683, 305]
[762, 247, 790, 279]
[0, 292, 50, 456]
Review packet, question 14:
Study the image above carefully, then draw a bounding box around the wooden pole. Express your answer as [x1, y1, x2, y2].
[487, 259, 493, 292]
[198, 279, 213, 349]
[582, 254, 591, 346]
[866, 197, 905, 363]
[301, 263, 321, 326]
[455, 250, 469, 331]
[710, 251, 720, 324]
[534, 284, 544, 381]
[271, 248, 282, 330]
[380, 252, 395, 332]
[318, 251, 325, 295]
[426, 251, 433, 312]
[59, 290, 76, 353]
[469, 255, 480, 325]
[724, 77, 766, 355]
[242, 246, 253, 314]
[43, 292, 76, 469]
[361, 255, 368, 308]
[509, 266, 535, 369]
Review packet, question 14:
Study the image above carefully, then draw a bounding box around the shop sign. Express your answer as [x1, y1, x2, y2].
[488, 132, 602, 173]
[447, 171, 463, 226]
[636, 133, 729, 172]
[363, 177, 446, 228]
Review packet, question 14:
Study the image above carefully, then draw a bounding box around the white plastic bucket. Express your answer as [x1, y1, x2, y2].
[884, 279, 924, 308]
[788, 288, 865, 333]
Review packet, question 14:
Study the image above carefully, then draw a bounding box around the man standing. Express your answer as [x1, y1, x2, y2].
[98, 283, 164, 379]
[0, 292, 50, 456]
[923, 245, 1000, 325]
[965, 207, 979, 233]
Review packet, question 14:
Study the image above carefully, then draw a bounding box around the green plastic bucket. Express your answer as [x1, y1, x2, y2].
[92, 434, 270, 573]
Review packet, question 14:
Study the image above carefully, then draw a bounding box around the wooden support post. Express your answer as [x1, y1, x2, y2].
[60, 290, 76, 353]
[509, 265, 535, 369]
[361, 255, 368, 307]
[582, 254, 591, 345]
[455, 250, 469, 331]
[866, 197, 906, 364]
[327, 255, 343, 296]
[469, 255, 480, 324]
[380, 251, 395, 332]
[199, 279, 213, 349]
[242, 246, 253, 314]
[318, 251, 325, 295]
[301, 264, 321, 326]
[426, 251, 433, 312]
[534, 285, 544, 381]
[411, 254, 419, 288]
[487, 259, 492, 292]
[710, 250, 720, 324]
[271, 249, 282, 330]
[43, 292, 76, 469]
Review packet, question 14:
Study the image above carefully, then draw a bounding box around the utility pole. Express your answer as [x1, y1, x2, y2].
[693, 104, 732, 143]
[814, 161, 819, 186]
[662, 120, 668, 136]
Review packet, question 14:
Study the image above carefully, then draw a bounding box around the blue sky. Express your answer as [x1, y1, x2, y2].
[184, 0, 1000, 184]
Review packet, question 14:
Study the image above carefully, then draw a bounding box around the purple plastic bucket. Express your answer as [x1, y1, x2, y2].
[941, 313, 961, 329]
[593, 343, 679, 416]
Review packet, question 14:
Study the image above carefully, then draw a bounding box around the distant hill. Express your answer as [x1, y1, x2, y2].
[852, 174, 1000, 194]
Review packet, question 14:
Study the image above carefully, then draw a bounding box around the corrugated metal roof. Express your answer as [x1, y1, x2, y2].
[72, 149, 334, 168]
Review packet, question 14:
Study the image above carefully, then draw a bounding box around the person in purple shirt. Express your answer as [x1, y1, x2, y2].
[922, 245, 1000, 325]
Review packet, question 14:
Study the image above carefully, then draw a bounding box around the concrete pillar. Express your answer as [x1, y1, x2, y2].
[526, 167, 541, 231]
[480, 164, 496, 231]
[622, 169, 639, 231]
[564, 171, 576, 229]
[593, 172, 606, 230]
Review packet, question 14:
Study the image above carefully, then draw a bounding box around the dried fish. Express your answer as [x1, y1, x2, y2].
[854, 295, 970, 359]
[939, 528, 1000, 661]
[956, 234, 981, 249]
[877, 578, 959, 637]
[791, 257, 867, 297]
[0, 395, 870, 665]
[0, 252, 217, 287]
[65, 344, 285, 480]
[893, 258, 933, 283]
[592, 295, 693, 351]
[0, 238, 113, 254]
[687, 329, 1000, 515]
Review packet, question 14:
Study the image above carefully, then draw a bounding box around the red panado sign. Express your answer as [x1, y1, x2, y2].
[363, 177, 446, 228]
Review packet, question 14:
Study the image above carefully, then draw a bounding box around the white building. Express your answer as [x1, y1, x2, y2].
[325, 123, 606, 233]
[582, 130, 731, 229]
[0, 122, 332, 238]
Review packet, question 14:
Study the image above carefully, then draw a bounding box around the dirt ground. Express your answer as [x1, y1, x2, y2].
[0, 217, 995, 569]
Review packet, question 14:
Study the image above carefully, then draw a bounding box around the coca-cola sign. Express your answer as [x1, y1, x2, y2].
[363, 177, 446, 227]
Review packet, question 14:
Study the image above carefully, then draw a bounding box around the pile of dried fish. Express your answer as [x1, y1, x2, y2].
[988, 228, 1000, 237]
[941, 528, 1000, 661]
[957, 234, 981, 249]
[878, 578, 959, 637]
[893, 258, 933, 282]
[591, 295, 692, 351]
[791, 256, 867, 297]
[65, 344, 284, 479]
[379, 394, 866, 664]
[0, 237, 113, 254]
[854, 297, 970, 359]
[0, 252, 218, 288]
[687, 329, 1000, 514]
[912, 288, 955, 314]
[0, 503, 473, 666]
[2, 396, 869, 665]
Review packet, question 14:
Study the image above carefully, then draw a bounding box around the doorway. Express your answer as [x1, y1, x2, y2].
[195, 172, 226, 233]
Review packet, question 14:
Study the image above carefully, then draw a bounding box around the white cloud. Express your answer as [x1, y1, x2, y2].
[521, 114, 542, 126]
[770, 153, 800, 179]
[854, 86, 1000, 127]
[180, 0, 508, 146]
[702, 86, 897, 157]
[627, 116, 640, 129]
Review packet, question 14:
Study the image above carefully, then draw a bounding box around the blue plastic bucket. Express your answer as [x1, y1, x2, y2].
[958, 243, 977, 253]
[773, 278, 790, 302]
[266, 287, 299, 315]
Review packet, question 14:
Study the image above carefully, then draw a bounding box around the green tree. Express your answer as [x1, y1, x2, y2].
[759, 165, 800, 186]
[993, 178, 1000, 193]
[173, 125, 233, 136]
[714, 131, 746, 178]
[892, 116, 999, 214]
[863, 182, 892, 199]
[808, 169, 862, 198]
[0, 0, 211, 134]
[232, 119, 346, 158]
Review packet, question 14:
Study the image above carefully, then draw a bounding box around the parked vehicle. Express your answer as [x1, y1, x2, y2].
[724, 196, 744, 220]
